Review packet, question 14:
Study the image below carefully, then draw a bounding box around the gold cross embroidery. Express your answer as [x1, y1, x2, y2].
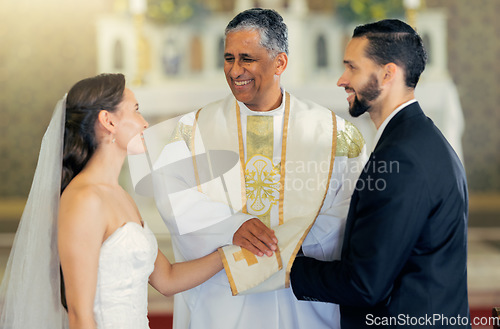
[233, 248, 258, 266]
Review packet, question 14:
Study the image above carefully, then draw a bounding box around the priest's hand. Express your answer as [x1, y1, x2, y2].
[233, 218, 278, 257]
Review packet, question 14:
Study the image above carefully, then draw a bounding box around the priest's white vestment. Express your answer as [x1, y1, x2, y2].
[141, 90, 367, 329]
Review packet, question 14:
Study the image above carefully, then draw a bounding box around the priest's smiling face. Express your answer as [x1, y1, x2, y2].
[223, 29, 287, 111]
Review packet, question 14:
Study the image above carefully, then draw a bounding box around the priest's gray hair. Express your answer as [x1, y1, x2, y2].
[225, 8, 289, 57]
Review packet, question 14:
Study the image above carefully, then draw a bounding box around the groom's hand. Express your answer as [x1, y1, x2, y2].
[233, 218, 278, 257]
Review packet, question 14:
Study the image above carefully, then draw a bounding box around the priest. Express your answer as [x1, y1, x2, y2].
[146, 8, 367, 329]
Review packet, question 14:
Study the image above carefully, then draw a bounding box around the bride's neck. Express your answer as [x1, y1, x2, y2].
[80, 144, 126, 185]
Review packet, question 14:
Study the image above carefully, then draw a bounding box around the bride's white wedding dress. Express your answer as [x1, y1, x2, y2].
[93, 221, 158, 329]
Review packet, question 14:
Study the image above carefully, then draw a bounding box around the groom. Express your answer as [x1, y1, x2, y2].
[290, 19, 470, 329]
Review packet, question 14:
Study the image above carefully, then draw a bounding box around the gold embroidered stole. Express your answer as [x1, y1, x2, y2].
[193, 93, 337, 295]
[245, 115, 278, 228]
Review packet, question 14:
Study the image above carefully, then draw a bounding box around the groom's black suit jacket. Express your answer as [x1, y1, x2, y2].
[291, 102, 470, 328]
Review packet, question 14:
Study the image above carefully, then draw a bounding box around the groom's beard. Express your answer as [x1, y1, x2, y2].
[349, 74, 382, 118]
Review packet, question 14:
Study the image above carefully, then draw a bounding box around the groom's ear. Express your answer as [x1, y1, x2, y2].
[381, 62, 398, 86]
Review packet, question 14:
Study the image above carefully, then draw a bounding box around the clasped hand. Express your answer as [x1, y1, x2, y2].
[233, 218, 278, 257]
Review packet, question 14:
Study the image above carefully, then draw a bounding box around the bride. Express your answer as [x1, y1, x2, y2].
[0, 73, 222, 329]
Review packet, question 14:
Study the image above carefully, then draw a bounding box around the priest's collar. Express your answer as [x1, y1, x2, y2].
[237, 87, 285, 116]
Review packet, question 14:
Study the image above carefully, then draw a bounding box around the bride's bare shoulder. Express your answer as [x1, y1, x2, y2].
[59, 178, 111, 227]
[62, 181, 101, 206]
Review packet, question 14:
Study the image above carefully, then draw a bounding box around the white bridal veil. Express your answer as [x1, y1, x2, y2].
[0, 97, 69, 328]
